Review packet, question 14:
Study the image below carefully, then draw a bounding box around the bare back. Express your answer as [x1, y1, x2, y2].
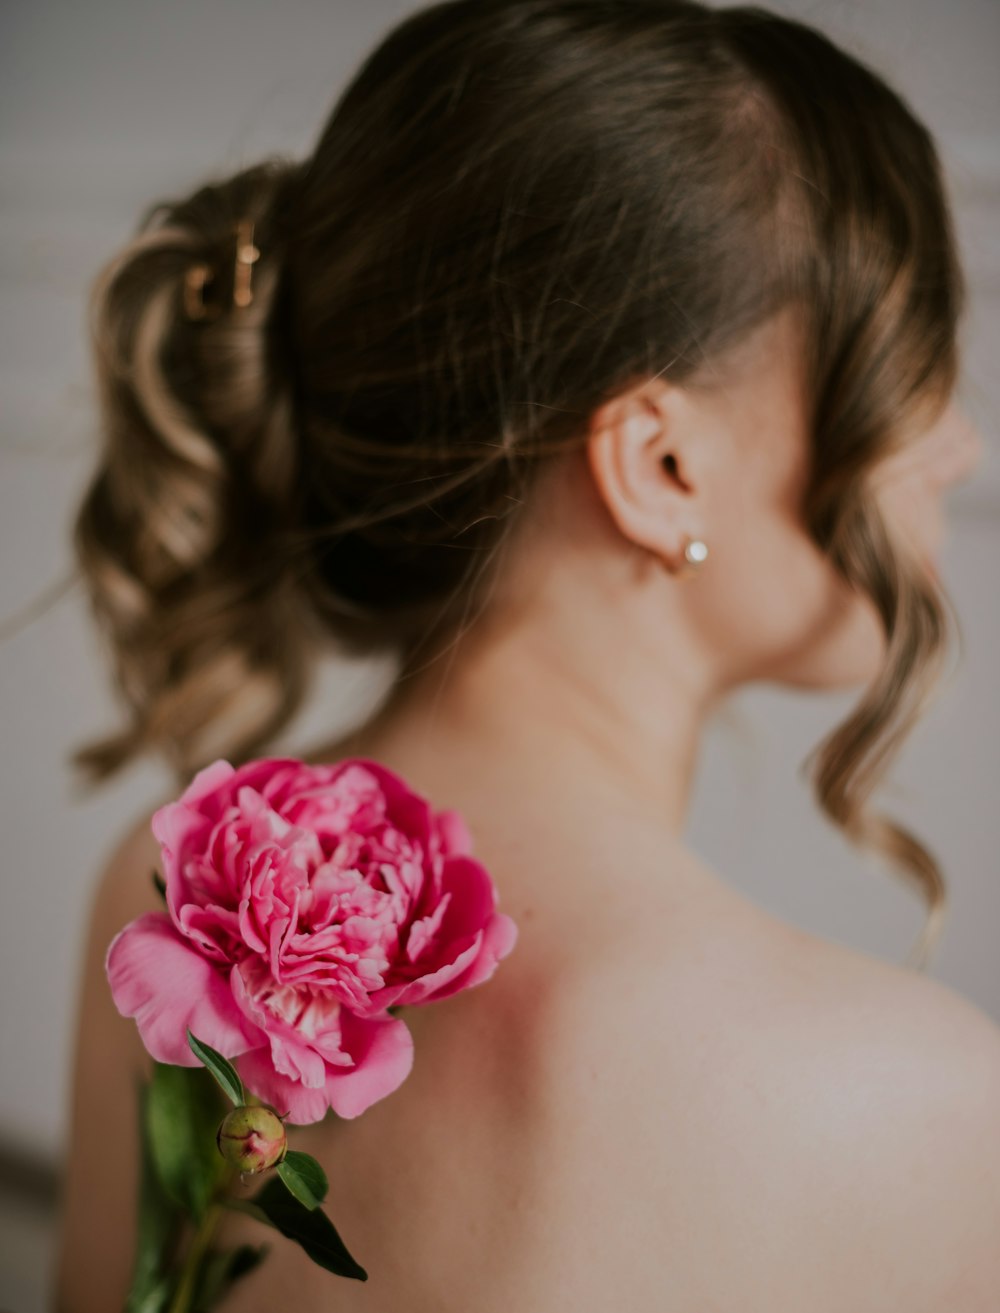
[58, 792, 1000, 1312]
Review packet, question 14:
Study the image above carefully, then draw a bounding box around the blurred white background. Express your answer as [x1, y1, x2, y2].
[1, 1, 997, 1308]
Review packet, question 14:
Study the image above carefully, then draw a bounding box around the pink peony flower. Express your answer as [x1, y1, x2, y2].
[106, 757, 518, 1124]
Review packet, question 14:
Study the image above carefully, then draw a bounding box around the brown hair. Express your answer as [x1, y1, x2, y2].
[68, 0, 966, 970]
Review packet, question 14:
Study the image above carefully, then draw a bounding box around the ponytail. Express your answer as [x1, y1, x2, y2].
[71, 158, 320, 787]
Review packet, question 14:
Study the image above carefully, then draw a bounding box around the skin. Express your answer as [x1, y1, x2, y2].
[55, 308, 999, 1311]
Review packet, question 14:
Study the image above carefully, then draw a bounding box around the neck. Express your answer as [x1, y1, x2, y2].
[333, 557, 723, 844]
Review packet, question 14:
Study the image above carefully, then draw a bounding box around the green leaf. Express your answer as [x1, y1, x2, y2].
[146, 1061, 229, 1222]
[187, 1029, 246, 1107]
[125, 1074, 183, 1312]
[126, 1276, 175, 1313]
[192, 1242, 269, 1309]
[151, 868, 167, 903]
[243, 1176, 368, 1280]
[276, 1150, 328, 1210]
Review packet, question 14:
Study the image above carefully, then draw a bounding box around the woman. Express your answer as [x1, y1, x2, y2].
[55, 1, 1000, 1308]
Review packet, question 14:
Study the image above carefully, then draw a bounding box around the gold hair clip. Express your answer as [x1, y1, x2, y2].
[182, 218, 260, 321]
[232, 218, 260, 309]
[182, 262, 219, 321]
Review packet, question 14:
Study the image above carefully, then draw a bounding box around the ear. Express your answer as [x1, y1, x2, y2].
[586, 382, 701, 567]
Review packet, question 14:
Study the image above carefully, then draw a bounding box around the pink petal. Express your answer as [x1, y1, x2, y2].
[176, 901, 240, 962]
[405, 892, 452, 963]
[151, 799, 209, 857]
[346, 759, 434, 850]
[176, 758, 236, 806]
[371, 931, 485, 1011]
[106, 912, 263, 1065]
[232, 757, 302, 800]
[433, 855, 497, 944]
[150, 800, 215, 921]
[325, 1011, 414, 1119]
[230, 961, 361, 1105]
[234, 1012, 414, 1125]
[235, 1047, 332, 1125]
[420, 911, 519, 1004]
[435, 809, 473, 856]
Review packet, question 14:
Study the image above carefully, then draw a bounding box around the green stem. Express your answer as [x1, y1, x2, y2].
[167, 1200, 222, 1313]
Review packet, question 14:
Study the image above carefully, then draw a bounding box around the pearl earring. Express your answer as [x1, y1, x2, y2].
[683, 537, 708, 567]
[670, 535, 708, 579]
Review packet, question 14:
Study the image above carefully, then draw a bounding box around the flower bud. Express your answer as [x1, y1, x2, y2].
[216, 1103, 288, 1175]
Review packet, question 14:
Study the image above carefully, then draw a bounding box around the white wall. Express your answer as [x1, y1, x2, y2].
[1, 5, 997, 1293]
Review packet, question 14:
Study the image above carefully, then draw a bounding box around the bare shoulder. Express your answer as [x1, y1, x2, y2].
[771, 918, 1000, 1309]
[110, 803, 167, 900]
[521, 867, 1000, 1310]
[54, 802, 170, 1313]
[775, 919, 1000, 1309]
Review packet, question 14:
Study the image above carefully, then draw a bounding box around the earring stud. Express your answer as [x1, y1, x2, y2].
[670, 536, 708, 579]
